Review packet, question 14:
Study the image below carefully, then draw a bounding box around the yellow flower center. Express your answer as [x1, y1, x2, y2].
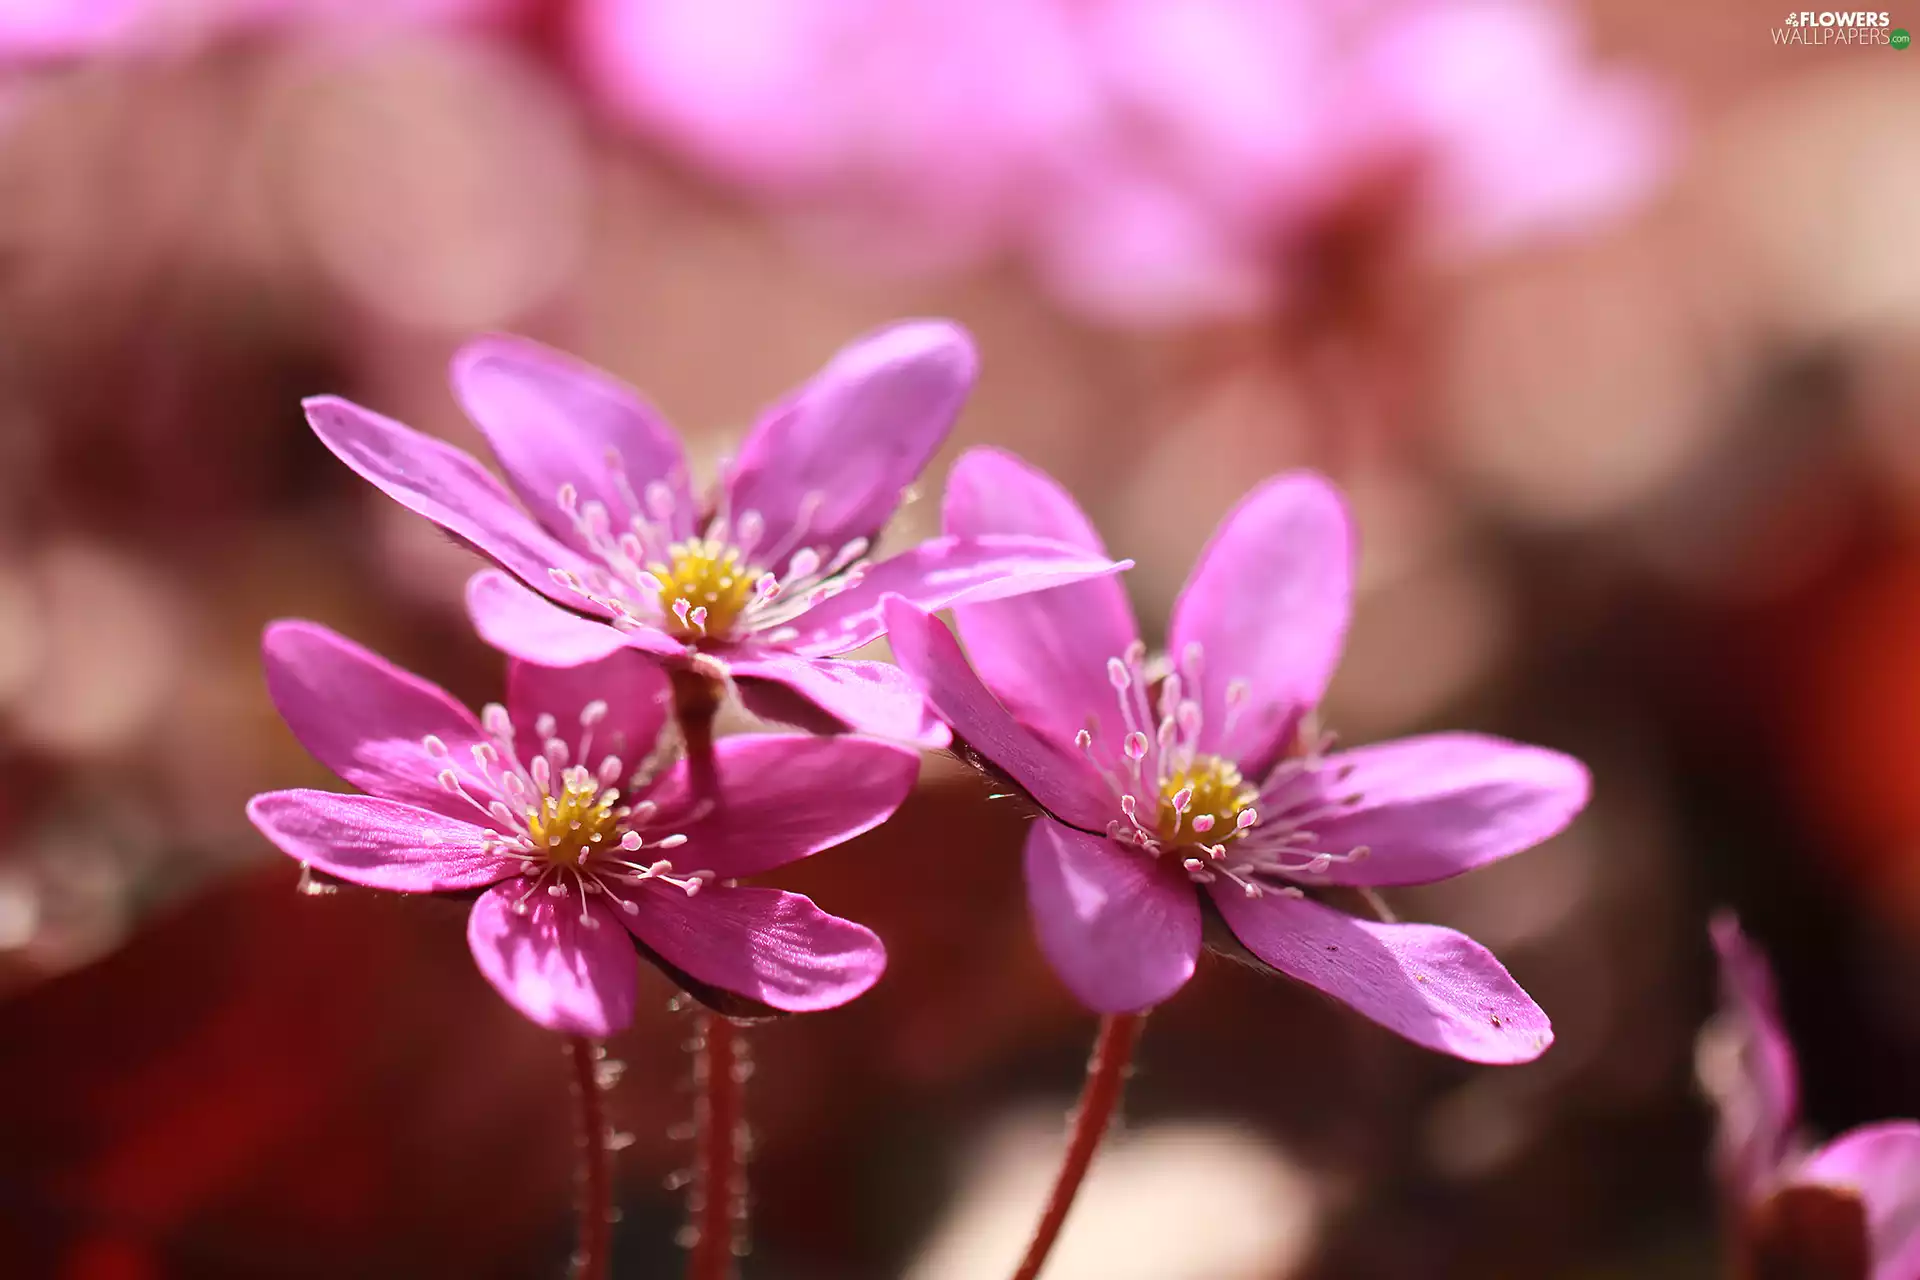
[524, 769, 623, 867]
[652, 539, 758, 638]
[1158, 755, 1256, 846]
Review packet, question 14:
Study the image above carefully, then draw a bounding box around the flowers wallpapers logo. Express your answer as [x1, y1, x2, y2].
[1775, 9, 1902, 42]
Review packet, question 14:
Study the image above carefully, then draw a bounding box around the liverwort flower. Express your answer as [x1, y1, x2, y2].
[302, 322, 1128, 746]
[245, 620, 915, 1034]
[883, 450, 1589, 1063]
[1702, 914, 1920, 1278]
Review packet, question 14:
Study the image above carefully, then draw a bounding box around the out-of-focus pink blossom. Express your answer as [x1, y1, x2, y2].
[1703, 915, 1920, 1279]
[571, 0, 1674, 326]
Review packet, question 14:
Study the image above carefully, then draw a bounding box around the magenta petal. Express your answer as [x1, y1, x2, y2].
[1212, 889, 1552, 1063]
[781, 535, 1132, 657]
[882, 598, 1116, 831]
[262, 620, 495, 822]
[467, 883, 638, 1035]
[451, 336, 695, 552]
[466, 570, 684, 665]
[724, 321, 976, 566]
[1710, 914, 1802, 1197]
[304, 395, 599, 608]
[1799, 1122, 1920, 1279]
[1168, 472, 1353, 778]
[507, 651, 672, 780]
[728, 651, 951, 749]
[1024, 819, 1199, 1013]
[246, 790, 515, 892]
[1288, 733, 1591, 887]
[621, 884, 885, 1012]
[645, 734, 919, 878]
[944, 448, 1142, 748]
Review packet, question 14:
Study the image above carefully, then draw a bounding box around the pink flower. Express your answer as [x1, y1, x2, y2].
[570, 0, 1672, 326]
[245, 620, 914, 1035]
[303, 322, 1128, 747]
[1705, 915, 1920, 1278]
[883, 450, 1589, 1063]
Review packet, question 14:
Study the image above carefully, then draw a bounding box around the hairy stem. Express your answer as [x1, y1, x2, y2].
[670, 667, 745, 1280]
[1007, 1012, 1147, 1280]
[688, 1012, 745, 1279]
[566, 1035, 613, 1280]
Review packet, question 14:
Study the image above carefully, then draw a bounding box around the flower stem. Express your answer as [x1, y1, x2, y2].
[1007, 1012, 1147, 1280]
[565, 1034, 613, 1280]
[669, 666, 746, 1280]
[688, 1011, 745, 1279]
[670, 666, 723, 798]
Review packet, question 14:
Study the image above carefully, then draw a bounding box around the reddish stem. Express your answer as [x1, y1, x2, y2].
[1007, 1012, 1147, 1280]
[670, 667, 723, 798]
[565, 1035, 612, 1280]
[688, 1012, 744, 1280]
[670, 666, 745, 1280]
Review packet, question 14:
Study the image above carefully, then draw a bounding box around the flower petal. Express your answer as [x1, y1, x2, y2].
[882, 598, 1115, 831]
[728, 651, 951, 749]
[451, 335, 696, 553]
[1282, 733, 1590, 887]
[1709, 914, 1802, 1197]
[1168, 472, 1353, 778]
[1210, 888, 1552, 1063]
[943, 447, 1142, 749]
[466, 570, 684, 665]
[780, 535, 1133, 657]
[644, 734, 919, 878]
[466, 882, 638, 1035]
[506, 651, 673, 782]
[621, 883, 885, 1012]
[247, 790, 515, 892]
[1024, 819, 1199, 1013]
[304, 395, 600, 609]
[1800, 1122, 1920, 1280]
[262, 619, 495, 821]
[724, 321, 976, 567]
